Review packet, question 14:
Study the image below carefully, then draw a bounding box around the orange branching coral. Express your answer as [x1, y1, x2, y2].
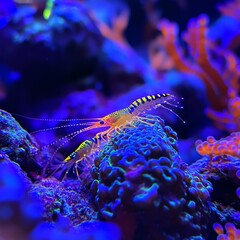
[183, 15, 228, 101]
[90, 3, 130, 47]
[195, 132, 240, 159]
[217, 0, 240, 21]
[206, 52, 240, 132]
[158, 15, 240, 132]
[206, 91, 240, 132]
[213, 222, 240, 240]
[158, 17, 228, 111]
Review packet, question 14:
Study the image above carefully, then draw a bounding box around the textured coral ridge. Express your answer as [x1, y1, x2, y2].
[0, 110, 122, 239]
[213, 222, 240, 240]
[91, 115, 212, 240]
[0, 110, 39, 175]
[190, 140, 240, 238]
[30, 178, 97, 225]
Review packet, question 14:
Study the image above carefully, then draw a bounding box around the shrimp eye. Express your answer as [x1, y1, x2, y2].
[99, 120, 105, 125]
[70, 152, 77, 159]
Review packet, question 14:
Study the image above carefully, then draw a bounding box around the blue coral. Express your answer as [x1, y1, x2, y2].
[0, 111, 122, 239]
[90, 115, 212, 239]
[0, 153, 42, 240]
[30, 178, 97, 224]
[0, 110, 39, 175]
[189, 155, 240, 230]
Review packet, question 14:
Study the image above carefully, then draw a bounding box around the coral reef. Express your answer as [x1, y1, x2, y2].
[0, 153, 42, 240]
[213, 222, 240, 240]
[0, 0, 239, 239]
[0, 109, 40, 177]
[195, 132, 240, 159]
[0, 111, 121, 239]
[90, 115, 212, 239]
[30, 178, 97, 224]
[189, 147, 240, 239]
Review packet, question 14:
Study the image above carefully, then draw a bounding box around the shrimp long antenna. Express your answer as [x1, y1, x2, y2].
[30, 122, 97, 135]
[156, 103, 186, 124]
[43, 124, 109, 150]
[11, 113, 101, 122]
[164, 100, 183, 109]
[50, 130, 84, 162]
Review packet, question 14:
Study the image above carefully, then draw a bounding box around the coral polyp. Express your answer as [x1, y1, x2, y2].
[195, 132, 240, 159]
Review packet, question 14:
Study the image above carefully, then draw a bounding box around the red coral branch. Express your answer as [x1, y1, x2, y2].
[158, 19, 224, 111]
[185, 15, 228, 99]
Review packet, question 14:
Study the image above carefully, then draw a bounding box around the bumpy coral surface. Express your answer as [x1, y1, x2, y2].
[189, 153, 240, 237]
[213, 222, 240, 240]
[0, 111, 121, 239]
[195, 132, 240, 159]
[90, 115, 212, 240]
[0, 110, 39, 177]
[30, 178, 97, 225]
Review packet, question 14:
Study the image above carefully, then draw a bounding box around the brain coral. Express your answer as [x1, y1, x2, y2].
[90, 115, 212, 240]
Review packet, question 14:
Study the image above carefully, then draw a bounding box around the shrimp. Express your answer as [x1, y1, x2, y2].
[45, 134, 105, 180]
[77, 93, 184, 138]
[32, 93, 183, 180]
[43, 93, 184, 150]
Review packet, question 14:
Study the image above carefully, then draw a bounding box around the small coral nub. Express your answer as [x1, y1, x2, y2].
[195, 132, 240, 158]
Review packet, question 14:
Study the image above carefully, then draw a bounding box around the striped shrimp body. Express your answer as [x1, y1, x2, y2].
[48, 135, 103, 180]
[128, 93, 174, 116]
[43, 93, 183, 152]
[95, 93, 184, 137]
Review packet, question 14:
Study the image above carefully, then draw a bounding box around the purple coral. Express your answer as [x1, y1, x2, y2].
[30, 178, 97, 224]
[90, 115, 212, 239]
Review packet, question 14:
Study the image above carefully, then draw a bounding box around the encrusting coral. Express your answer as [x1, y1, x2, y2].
[190, 131, 240, 238]
[195, 132, 240, 159]
[213, 222, 240, 240]
[0, 110, 40, 178]
[0, 110, 120, 239]
[90, 115, 212, 240]
[1, 109, 239, 239]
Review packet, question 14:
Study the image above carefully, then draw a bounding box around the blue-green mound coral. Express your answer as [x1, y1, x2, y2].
[189, 156, 240, 230]
[90, 115, 213, 239]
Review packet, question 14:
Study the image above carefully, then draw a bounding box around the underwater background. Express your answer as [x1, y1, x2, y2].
[0, 0, 239, 239]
